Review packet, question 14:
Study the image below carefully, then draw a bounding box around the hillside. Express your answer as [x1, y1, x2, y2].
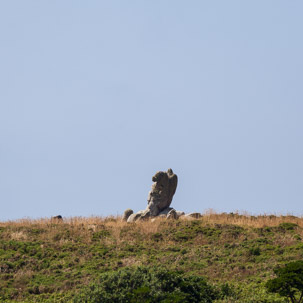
[1, 213, 303, 302]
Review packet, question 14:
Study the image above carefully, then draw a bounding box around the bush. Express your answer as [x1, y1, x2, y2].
[73, 266, 218, 303]
[266, 261, 303, 303]
[278, 223, 298, 231]
[249, 247, 261, 256]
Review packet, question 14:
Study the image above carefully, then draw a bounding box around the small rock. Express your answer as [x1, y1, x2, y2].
[127, 213, 142, 223]
[176, 211, 185, 218]
[122, 209, 133, 221]
[51, 215, 63, 222]
[159, 207, 173, 216]
[167, 209, 177, 220]
[185, 213, 202, 219]
[140, 209, 151, 220]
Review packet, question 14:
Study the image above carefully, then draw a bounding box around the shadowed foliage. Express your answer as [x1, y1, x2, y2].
[73, 266, 217, 303]
[266, 261, 303, 303]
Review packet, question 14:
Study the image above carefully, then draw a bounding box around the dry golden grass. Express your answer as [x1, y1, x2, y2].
[202, 209, 303, 228]
[1, 211, 302, 247]
[1, 211, 303, 230]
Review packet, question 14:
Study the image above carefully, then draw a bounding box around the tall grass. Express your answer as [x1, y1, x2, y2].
[1, 211, 302, 228]
[1, 212, 302, 245]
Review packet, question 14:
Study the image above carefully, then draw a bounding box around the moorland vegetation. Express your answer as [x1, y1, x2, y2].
[1, 212, 303, 302]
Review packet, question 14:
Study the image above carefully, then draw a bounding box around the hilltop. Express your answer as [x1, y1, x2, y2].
[1, 213, 303, 302]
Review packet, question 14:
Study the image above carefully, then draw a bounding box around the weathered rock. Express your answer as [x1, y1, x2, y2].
[167, 209, 177, 220]
[158, 207, 173, 216]
[126, 169, 179, 222]
[140, 209, 151, 220]
[127, 213, 142, 223]
[159, 208, 183, 219]
[185, 213, 202, 219]
[122, 209, 133, 221]
[146, 168, 178, 216]
[176, 211, 185, 218]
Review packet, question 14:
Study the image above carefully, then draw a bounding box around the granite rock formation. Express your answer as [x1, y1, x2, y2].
[122, 169, 204, 222]
[146, 168, 178, 216]
[124, 169, 182, 222]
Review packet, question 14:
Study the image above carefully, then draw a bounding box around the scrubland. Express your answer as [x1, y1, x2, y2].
[1, 212, 303, 302]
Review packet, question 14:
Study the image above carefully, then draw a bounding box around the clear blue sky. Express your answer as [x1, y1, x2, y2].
[1, 1, 302, 220]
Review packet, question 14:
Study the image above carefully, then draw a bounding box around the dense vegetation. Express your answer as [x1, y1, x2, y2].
[0, 213, 302, 302]
[73, 266, 218, 303]
[266, 260, 303, 303]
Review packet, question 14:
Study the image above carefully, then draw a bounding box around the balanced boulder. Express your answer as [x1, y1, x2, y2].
[123, 169, 202, 222]
[125, 168, 178, 222]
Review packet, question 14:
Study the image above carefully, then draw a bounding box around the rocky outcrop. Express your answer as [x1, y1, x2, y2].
[166, 209, 177, 220]
[146, 168, 178, 216]
[124, 169, 180, 222]
[122, 169, 202, 222]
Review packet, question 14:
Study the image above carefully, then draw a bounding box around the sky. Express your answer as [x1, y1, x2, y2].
[0, 1, 302, 220]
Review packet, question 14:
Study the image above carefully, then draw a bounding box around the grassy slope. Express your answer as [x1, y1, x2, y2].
[0, 213, 303, 302]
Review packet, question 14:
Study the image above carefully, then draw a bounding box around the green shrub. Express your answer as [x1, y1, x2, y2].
[249, 247, 261, 256]
[73, 266, 218, 303]
[151, 233, 163, 242]
[266, 261, 303, 303]
[278, 223, 298, 231]
[92, 230, 111, 241]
